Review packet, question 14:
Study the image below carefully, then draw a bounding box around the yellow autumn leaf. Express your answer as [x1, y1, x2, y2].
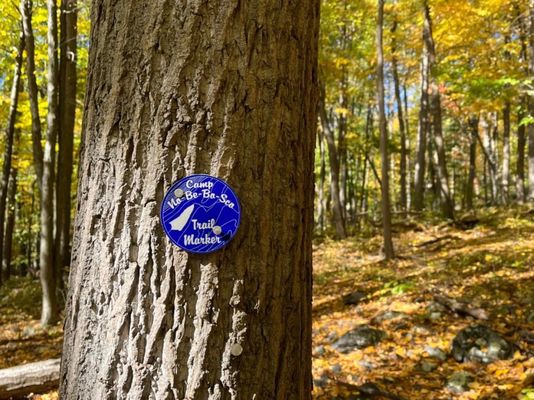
[395, 347, 407, 357]
[493, 368, 508, 377]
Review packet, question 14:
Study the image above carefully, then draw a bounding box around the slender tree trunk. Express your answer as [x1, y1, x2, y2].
[0, 34, 24, 285]
[26, 183, 36, 277]
[413, 42, 429, 211]
[424, 1, 454, 219]
[337, 90, 348, 222]
[501, 102, 511, 203]
[391, 18, 407, 211]
[54, 0, 77, 296]
[481, 115, 498, 203]
[60, 0, 319, 398]
[517, 104, 527, 202]
[490, 113, 500, 202]
[20, 0, 44, 188]
[528, 0, 534, 201]
[3, 169, 18, 280]
[359, 106, 372, 220]
[319, 84, 346, 239]
[403, 85, 411, 210]
[377, 0, 394, 259]
[39, 0, 60, 326]
[317, 130, 326, 232]
[483, 155, 488, 204]
[465, 116, 478, 210]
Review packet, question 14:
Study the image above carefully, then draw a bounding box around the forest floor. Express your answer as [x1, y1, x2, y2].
[0, 208, 532, 399]
[313, 207, 534, 400]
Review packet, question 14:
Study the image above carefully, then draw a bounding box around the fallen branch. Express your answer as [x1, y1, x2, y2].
[0, 358, 60, 399]
[433, 294, 488, 320]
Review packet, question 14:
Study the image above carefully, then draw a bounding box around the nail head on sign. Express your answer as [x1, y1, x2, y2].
[230, 343, 243, 356]
[174, 188, 184, 198]
[212, 225, 222, 235]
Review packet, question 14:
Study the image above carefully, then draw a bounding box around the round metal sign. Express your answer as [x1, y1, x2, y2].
[160, 174, 241, 253]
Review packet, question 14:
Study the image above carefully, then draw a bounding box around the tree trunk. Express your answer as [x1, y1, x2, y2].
[359, 106, 372, 220]
[413, 41, 429, 211]
[39, 0, 60, 326]
[3, 169, 18, 281]
[55, 0, 77, 295]
[465, 116, 478, 210]
[319, 84, 346, 239]
[517, 6, 529, 203]
[490, 113, 500, 202]
[481, 115, 498, 204]
[60, 1, 319, 399]
[501, 102, 511, 203]
[377, 0, 394, 259]
[528, 0, 534, 201]
[317, 130, 326, 232]
[517, 104, 527, 202]
[337, 91, 348, 223]
[403, 84, 411, 210]
[20, 0, 44, 188]
[424, 1, 454, 220]
[391, 18, 407, 211]
[0, 34, 24, 285]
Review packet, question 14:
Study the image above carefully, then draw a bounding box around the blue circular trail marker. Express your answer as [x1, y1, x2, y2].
[160, 174, 241, 254]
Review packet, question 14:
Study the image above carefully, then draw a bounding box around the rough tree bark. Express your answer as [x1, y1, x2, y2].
[38, 0, 60, 326]
[55, 0, 77, 292]
[0, 33, 24, 285]
[377, 0, 394, 259]
[60, 0, 319, 399]
[424, 1, 454, 219]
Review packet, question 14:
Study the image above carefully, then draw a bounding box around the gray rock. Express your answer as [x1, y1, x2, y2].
[420, 360, 438, 372]
[452, 325, 514, 363]
[424, 345, 447, 361]
[343, 291, 366, 306]
[427, 301, 447, 314]
[314, 345, 326, 356]
[372, 311, 409, 324]
[332, 325, 386, 353]
[327, 331, 339, 343]
[331, 364, 342, 373]
[413, 325, 431, 335]
[446, 371, 474, 393]
[429, 312, 442, 321]
[22, 326, 36, 338]
[358, 360, 375, 370]
[313, 373, 329, 388]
